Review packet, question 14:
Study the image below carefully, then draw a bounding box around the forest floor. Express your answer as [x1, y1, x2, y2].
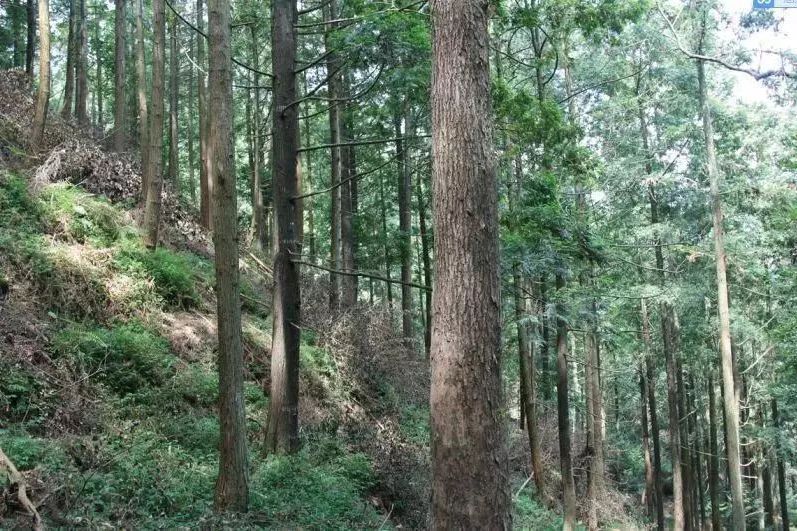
[0, 69, 639, 529]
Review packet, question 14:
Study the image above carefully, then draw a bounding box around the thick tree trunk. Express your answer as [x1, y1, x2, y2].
[555, 272, 577, 530]
[197, 0, 212, 229]
[142, 0, 165, 248]
[396, 107, 413, 340]
[74, 0, 88, 126]
[429, 1, 510, 527]
[61, 0, 76, 120]
[26, 0, 35, 76]
[113, 0, 127, 151]
[28, 0, 49, 148]
[265, 0, 301, 456]
[207, 0, 248, 511]
[697, 53, 745, 531]
[135, 0, 149, 186]
[168, 13, 179, 191]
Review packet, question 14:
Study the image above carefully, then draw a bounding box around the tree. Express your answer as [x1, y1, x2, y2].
[25, 0, 34, 75]
[429, 0, 511, 527]
[74, 0, 88, 126]
[28, 0, 49, 148]
[142, 0, 166, 248]
[61, 0, 76, 120]
[168, 12, 179, 189]
[208, 0, 248, 511]
[265, 0, 301, 456]
[135, 0, 149, 177]
[197, 0, 212, 230]
[113, 0, 126, 151]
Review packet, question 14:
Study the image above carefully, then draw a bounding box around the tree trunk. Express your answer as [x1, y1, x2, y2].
[168, 12, 179, 191]
[26, 0, 35, 76]
[135, 0, 149, 185]
[113, 0, 126, 150]
[324, 0, 342, 312]
[265, 0, 301, 456]
[378, 168, 393, 305]
[415, 166, 432, 356]
[772, 400, 790, 530]
[197, 0, 212, 229]
[396, 107, 413, 340]
[28, 0, 49, 148]
[187, 26, 196, 206]
[696, 49, 745, 531]
[249, 25, 267, 252]
[74, 0, 88, 126]
[429, 1, 510, 527]
[708, 373, 722, 531]
[339, 93, 356, 308]
[677, 362, 694, 530]
[641, 366, 655, 519]
[303, 96, 315, 261]
[11, 1, 24, 67]
[61, 0, 76, 120]
[94, 21, 104, 131]
[142, 0, 165, 248]
[761, 407, 775, 530]
[641, 298, 665, 530]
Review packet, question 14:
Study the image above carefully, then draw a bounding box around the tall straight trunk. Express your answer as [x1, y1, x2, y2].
[540, 278, 552, 401]
[303, 98, 315, 260]
[378, 169, 393, 304]
[429, 0, 510, 526]
[113, 0, 126, 150]
[12, 1, 24, 67]
[696, 48, 744, 530]
[555, 272, 577, 530]
[772, 400, 790, 530]
[75, 0, 88, 126]
[61, 0, 76, 119]
[28, 0, 49, 148]
[415, 167, 432, 356]
[640, 368, 655, 517]
[265, 0, 301, 456]
[324, 0, 341, 311]
[197, 0, 212, 229]
[396, 107, 413, 340]
[642, 299, 665, 530]
[249, 26, 267, 251]
[26, 0, 35, 75]
[677, 362, 695, 530]
[207, 0, 248, 511]
[135, 0, 149, 183]
[708, 373, 722, 531]
[761, 408, 775, 529]
[186, 26, 196, 206]
[142, 0, 165, 248]
[168, 13, 179, 191]
[94, 21, 104, 131]
[339, 95, 356, 308]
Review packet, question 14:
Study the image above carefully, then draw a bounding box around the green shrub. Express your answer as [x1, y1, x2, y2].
[514, 487, 563, 530]
[115, 239, 199, 308]
[52, 322, 175, 394]
[0, 430, 68, 471]
[38, 183, 122, 245]
[0, 363, 38, 421]
[0, 172, 40, 230]
[399, 405, 430, 446]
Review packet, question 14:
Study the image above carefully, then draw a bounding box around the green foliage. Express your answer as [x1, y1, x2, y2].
[115, 239, 199, 308]
[38, 183, 123, 245]
[52, 322, 175, 395]
[0, 362, 39, 422]
[0, 431, 68, 471]
[399, 404, 429, 446]
[514, 487, 564, 530]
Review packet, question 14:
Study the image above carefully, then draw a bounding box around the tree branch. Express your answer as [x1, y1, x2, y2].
[293, 260, 432, 291]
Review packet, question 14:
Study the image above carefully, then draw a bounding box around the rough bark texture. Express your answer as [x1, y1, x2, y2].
[555, 272, 577, 530]
[135, 0, 149, 185]
[74, 0, 88, 126]
[28, 0, 49, 149]
[142, 0, 165, 248]
[61, 0, 76, 120]
[207, 0, 248, 511]
[697, 52, 744, 530]
[265, 0, 301, 456]
[429, 1, 510, 527]
[641, 299, 665, 530]
[416, 169, 432, 356]
[113, 0, 126, 150]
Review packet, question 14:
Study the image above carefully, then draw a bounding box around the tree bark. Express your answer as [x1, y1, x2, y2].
[74, 0, 88, 126]
[28, 0, 49, 148]
[772, 399, 790, 530]
[61, 0, 76, 120]
[142, 0, 166, 248]
[187, 26, 196, 206]
[641, 298, 665, 530]
[378, 168, 393, 305]
[396, 107, 413, 340]
[113, 0, 126, 150]
[708, 373, 722, 531]
[415, 166, 432, 356]
[249, 25, 267, 251]
[339, 90, 356, 308]
[265, 0, 301, 456]
[168, 12, 179, 191]
[206, 0, 248, 511]
[197, 0, 212, 229]
[94, 21, 104, 131]
[135, 0, 149, 186]
[324, 0, 342, 312]
[429, 1, 510, 527]
[696, 45, 745, 531]
[640, 365, 655, 519]
[26, 0, 35, 76]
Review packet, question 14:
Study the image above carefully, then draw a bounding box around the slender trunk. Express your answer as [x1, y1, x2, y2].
[142, 0, 165, 248]
[396, 107, 413, 340]
[324, 0, 341, 311]
[265, 0, 301, 456]
[135, 0, 149, 185]
[708, 373, 722, 531]
[339, 90, 356, 308]
[677, 362, 694, 530]
[250, 26, 267, 251]
[94, 21, 103, 131]
[416, 166, 432, 356]
[61, 0, 76, 119]
[772, 400, 790, 530]
[642, 299, 666, 530]
[187, 27, 196, 206]
[113, 0, 127, 150]
[168, 12, 179, 192]
[697, 48, 744, 531]
[555, 272, 577, 530]
[75, 0, 88, 126]
[378, 168, 393, 304]
[761, 408, 775, 529]
[641, 365, 655, 519]
[303, 99, 315, 260]
[28, 0, 49, 148]
[429, 1, 510, 526]
[12, 1, 24, 67]
[197, 0, 212, 229]
[26, 0, 35, 75]
[540, 278, 551, 401]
